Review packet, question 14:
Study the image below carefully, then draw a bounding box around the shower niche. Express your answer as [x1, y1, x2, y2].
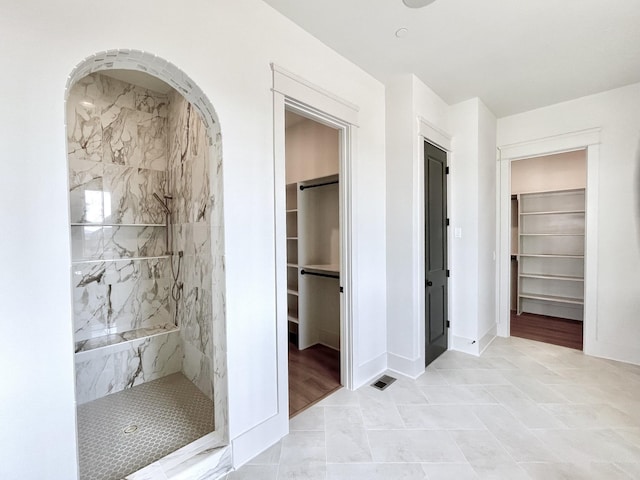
[67, 61, 228, 480]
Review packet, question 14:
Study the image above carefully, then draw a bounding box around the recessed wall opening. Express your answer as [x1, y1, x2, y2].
[509, 150, 587, 350]
[66, 50, 229, 480]
[284, 109, 342, 416]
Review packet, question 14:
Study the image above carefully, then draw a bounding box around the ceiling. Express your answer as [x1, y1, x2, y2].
[262, 0, 640, 117]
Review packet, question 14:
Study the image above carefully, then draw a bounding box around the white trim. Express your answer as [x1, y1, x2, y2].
[282, 101, 355, 391]
[271, 64, 359, 126]
[478, 324, 498, 355]
[271, 66, 357, 423]
[355, 352, 388, 387]
[582, 144, 600, 354]
[498, 128, 600, 160]
[496, 129, 600, 346]
[272, 90, 290, 437]
[387, 353, 424, 379]
[418, 116, 452, 152]
[451, 335, 479, 356]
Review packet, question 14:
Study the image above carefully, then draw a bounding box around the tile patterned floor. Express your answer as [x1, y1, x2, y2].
[77, 373, 214, 480]
[225, 336, 640, 479]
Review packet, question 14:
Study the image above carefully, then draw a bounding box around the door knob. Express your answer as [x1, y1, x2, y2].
[426, 280, 433, 287]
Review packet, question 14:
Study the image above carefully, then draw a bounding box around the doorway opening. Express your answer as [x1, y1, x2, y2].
[424, 141, 449, 366]
[284, 109, 342, 416]
[509, 150, 586, 350]
[66, 50, 229, 480]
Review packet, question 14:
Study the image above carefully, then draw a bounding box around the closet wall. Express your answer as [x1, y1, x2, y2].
[511, 150, 587, 321]
[285, 112, 340, 350]
[511, 150, 586, 194]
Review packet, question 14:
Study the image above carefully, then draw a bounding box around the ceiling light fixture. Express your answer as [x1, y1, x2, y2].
[402, 0, 437, 8]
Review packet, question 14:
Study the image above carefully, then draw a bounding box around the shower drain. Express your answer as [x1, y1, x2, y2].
[122, 425, 138, 434]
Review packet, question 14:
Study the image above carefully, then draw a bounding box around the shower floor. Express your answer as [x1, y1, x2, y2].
[77, 372, 214, 480]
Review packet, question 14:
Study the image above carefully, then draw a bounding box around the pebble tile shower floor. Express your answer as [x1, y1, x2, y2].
[77, 373, 214, 480]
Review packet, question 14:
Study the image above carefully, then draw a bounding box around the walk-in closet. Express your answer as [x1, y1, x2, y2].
[285, 110, 342, 416]
[510, 150, 586, 350]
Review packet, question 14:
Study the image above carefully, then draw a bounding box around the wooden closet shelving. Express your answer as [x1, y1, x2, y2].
[516, 188, 586, 321]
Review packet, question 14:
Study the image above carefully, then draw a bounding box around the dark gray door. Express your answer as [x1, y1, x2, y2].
[425, 142, 448, 366]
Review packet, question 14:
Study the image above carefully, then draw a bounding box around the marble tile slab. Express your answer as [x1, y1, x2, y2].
[75, 330, 181, 404]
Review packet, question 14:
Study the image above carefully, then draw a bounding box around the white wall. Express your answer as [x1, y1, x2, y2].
[449, 98, 497, 353]
[477, 101, 498, 347]
[385, 75, 451, 377]
[498, 82, 640, 365]
[449, 100, 480, 346]
[386, 76, 497, 373]
[0, 0, 387, 477]
[385, 75, 420, 375]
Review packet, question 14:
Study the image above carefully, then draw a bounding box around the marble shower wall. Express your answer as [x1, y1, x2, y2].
[68, 73, 178, 403]
[68, 73, 172, 341]
[75, 331, 181, 404]
[167, 91, 215, 400]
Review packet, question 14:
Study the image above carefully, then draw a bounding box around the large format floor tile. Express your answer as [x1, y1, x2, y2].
[225, 337, 640, 479]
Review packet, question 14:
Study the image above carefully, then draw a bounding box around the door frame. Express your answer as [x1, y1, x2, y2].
[417, 118, 452, 366]
[272, 65, 357, 409]
[496, 128, 601, 354]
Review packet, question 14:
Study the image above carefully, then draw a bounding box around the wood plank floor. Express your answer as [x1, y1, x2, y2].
[510, 310, 583, 350]
[288, 342, 341, 417]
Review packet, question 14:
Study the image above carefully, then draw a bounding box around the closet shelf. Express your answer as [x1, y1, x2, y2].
[287, 315, 299, 324]
[287, 263, 299, 268]
[287, 237, 298, 240]
[287, 289, 299, 296]
[520, 209, 585, 216]
[519, 233, 584, 237]
[286, 209, 298, 213]
[516, 188, 586, 321]
[518, 254, 584, 259]
[519, 293, 584, 305]
[301, 264, 339, 274]
[520, 273, 584, 281]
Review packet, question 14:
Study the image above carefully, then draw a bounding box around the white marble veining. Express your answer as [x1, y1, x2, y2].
[69, 60, 229, 475]
[72, 257, 171, 342]
[167, 90, 216, 402]
[75, 323, 178, 353]
[127, 435, 232, 480]
[75, 330, 181, 404]
[68, 73, 168, 170]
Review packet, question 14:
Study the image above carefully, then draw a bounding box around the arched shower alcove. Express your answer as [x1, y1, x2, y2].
[66, 49, 230, 480]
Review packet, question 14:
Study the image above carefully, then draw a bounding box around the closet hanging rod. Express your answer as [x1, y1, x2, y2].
[301, 269, 339, 279]
[299, 179, 339, 191]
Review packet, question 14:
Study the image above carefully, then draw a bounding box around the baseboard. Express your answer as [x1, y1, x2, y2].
[318, 329, 340, 350]
[353, 352, 387, 390]
[387, 352, 424, 379]
[478, 324, 497, 355]
[230, 411, 288, 469]
[584, 338, 640, 367]
[451, 335, 479, 356]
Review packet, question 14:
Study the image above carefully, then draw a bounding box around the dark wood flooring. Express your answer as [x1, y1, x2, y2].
[510, 310, 583, 350]
[288, 342, 341, 417]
